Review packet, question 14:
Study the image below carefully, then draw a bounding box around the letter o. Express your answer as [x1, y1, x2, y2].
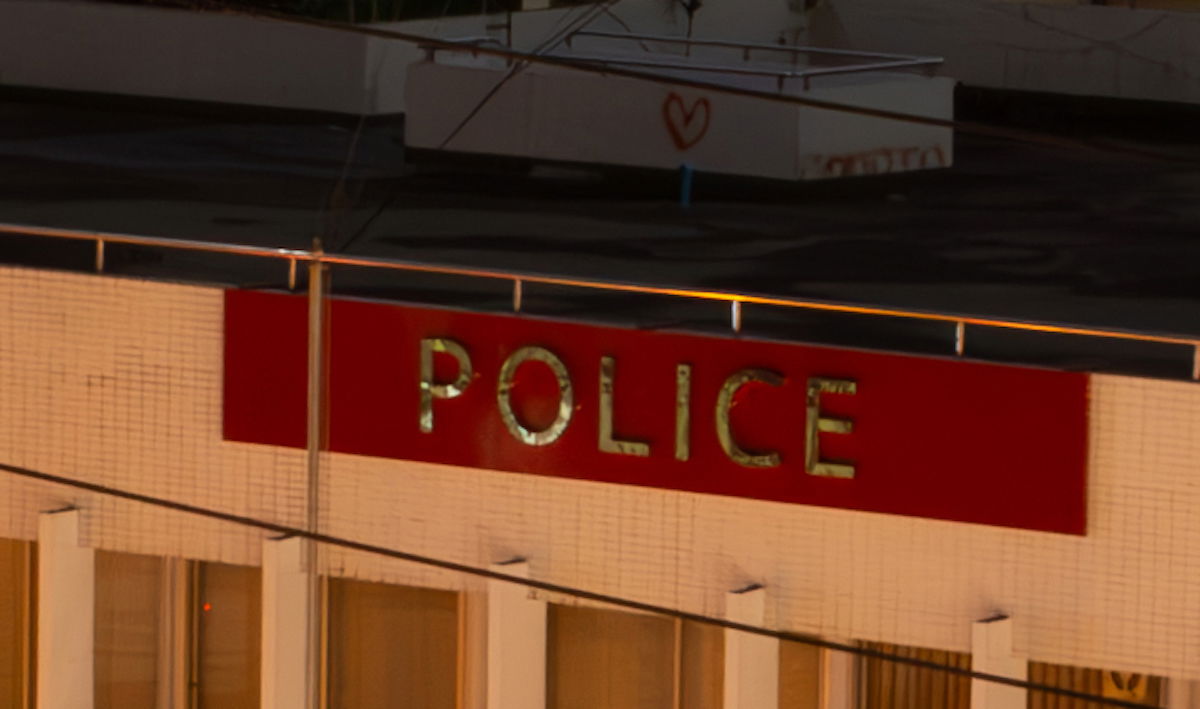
[497, 346, 574, 446]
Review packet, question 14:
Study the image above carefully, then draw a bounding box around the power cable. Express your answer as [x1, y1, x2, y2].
[343, 0, 624, 251]
[0, 458, 1162, 709]
[436, 0, 621, 149]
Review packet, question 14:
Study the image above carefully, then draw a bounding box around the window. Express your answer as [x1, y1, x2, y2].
[547, 605, 724, 709]
[191, 562, 261, 709]
[94, 550, 167, 709]
[680, 619, 723, 709]
[780, 638, 821, 709]
[1028, 662, 1162, 709]
[326, 578, 459, 709]
[859, 642, 971, 709]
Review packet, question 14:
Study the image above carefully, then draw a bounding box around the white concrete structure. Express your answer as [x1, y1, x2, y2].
[486, 560, 547, 709]
[404, 57, 954, 180]
[261, 536, 314, 709]
[971, 616, 1027, 709]
[724, 586, 780, 709]
[36, 509, 95, 709]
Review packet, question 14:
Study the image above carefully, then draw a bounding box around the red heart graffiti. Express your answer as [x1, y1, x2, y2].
[662, 93, 711, 151]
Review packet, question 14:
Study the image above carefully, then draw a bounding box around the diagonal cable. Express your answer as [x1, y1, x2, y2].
[436, 0, 622, 149]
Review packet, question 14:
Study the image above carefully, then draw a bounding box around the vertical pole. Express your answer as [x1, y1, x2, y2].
[37, 508, 95, 709]
[724, 585, 778, 709]
[305, 243, 329, 709]
[680, 164, 694, 207]
[955, 321, 966, 356]
[1192, 344, 1199, 381]
[731, 301, 743, 333]
[513, 279, 523, 313]
[95, 239, 105, 273]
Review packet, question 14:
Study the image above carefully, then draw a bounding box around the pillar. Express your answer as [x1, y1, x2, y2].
[37, 508, 95, 709]
[486, 559, 547, 709]
[261, 536, 312, 709]
[971, 615, 1026, 709]
[724, 585, 779, 709]
[821, 638, 857, 709]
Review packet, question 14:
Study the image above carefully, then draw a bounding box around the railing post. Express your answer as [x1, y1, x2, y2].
[1192, 344, 1199, 381]
[731, 300, 743, 333]
[95, 239, 105, 273]
[513, 279, 523, 313]
[288, 258, 297, 291]
[955, 321, 966, 356]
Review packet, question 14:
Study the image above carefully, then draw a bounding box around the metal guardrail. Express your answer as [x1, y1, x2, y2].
[426, 31, 943, 89]
[533, 53, 943, 88]
[3, 222, 1199, 380]
[567, 30, 944, 66]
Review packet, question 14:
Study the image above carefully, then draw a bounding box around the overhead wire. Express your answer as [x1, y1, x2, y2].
[342, 0, 624, 251]
[127, 0, 1200, 254]
[141, 0, 1200, 167]
[0, 458, 1161, 709]
[435, 0, 622, 148]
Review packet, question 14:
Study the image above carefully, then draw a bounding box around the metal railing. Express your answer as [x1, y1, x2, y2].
[561, 31, 944, 89]
[425, 31, 943, 90]
[567, 30, 943, 66]
[528, 53, 942, 90]
[3, 221, 1199, 380]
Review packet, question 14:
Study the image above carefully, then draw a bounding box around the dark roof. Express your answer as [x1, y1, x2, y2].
[3, 89, 1199, 378]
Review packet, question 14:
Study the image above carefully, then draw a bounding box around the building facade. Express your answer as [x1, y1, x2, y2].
[0, 244, 1196, 708]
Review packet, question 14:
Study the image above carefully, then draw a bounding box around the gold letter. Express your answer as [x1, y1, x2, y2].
[497, 346, 574, 446]
[806, 377, 856, 478]
[419, 338, 472, 433]
[675, 364, 691, 462]
[598, 356, 649, 457]
[715, 369, 783, 468]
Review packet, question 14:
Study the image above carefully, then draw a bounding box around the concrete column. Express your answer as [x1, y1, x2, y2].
[486, 560, 546, 709]
[37, 508, 95, 709]
[458, 588, 487, 709]
[820, 640, 857, 709]
[724, 585, 779, 709]
[1166, 678, 1198, 709]
[261, 536, 312, 709]
[971, 616, 1026, 709]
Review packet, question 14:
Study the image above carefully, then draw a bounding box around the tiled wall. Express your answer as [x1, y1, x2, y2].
[0, 266, 1197, 678]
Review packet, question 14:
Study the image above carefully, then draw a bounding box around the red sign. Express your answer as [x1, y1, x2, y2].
[224, 290, 1088, 534]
